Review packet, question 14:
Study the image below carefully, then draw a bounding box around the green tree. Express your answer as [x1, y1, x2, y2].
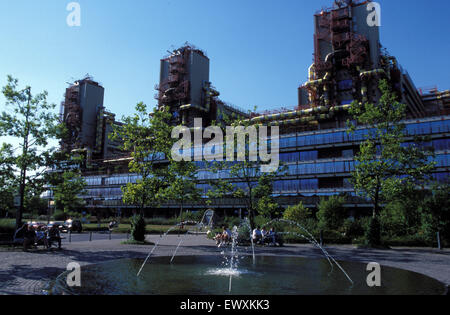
[283, 202, 313, 224]
[347, 79, 435, 246]
[316, 195, 346, 231]
[254, 174, 280, 219]
[165, 160, 201, 223]
[419, 183, 450, 244]
[110, 103, 173, 216]
[52, 171, 86, 214]
[204, 111, 282, 228]
[130, 214, 146, 242]
[0, 143, 15, 217]
[0, 76, 58, 229]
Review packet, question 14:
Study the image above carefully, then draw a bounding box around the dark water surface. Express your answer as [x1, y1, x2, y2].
[51, 255, 446, 295]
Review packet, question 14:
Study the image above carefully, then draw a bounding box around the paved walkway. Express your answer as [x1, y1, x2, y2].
[0, 234, 449, 295]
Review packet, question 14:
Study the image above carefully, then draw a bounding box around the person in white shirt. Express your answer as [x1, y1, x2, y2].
[261, 228, 268, 243]
[252, 227, 262, 244]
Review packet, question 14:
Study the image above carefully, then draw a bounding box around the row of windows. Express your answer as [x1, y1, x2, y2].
[85, 175, 143, 187]
[274, 179, 319, 192]
[105, 175, 142, 185]
[196, 139, 448, 167]
[84, 188, 123, 197]
[83, 154, 450, 187]
[433, 139, 450, 152]
[173, 120, 450, 156]
[434, 172, 450, 183]
[277, 120, 449, 149]
[436, 155, 450, 168]
[79, 172, 450, 199]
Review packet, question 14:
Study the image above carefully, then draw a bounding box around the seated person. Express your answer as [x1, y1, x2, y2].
[48, 224, 62, 249]
[109, 220, 118, 231]
[261, 228, 268, 243]
[252, 227, 262, 244]
[14, 223, 28, 244]
[214, 232, 223, 245]
[35, 226, 49, 248]
[215, 226, 232, 247]
[222, 226, 232, 243]
[23, 225, 36, 251]
[268, 228, 277, 246]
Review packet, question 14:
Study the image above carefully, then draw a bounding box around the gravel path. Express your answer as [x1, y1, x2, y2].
[0, 234, 449, 295]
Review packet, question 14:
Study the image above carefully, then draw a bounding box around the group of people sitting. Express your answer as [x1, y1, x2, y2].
[213, 226, 232, 247]
[252, 227, 281, 246]
[212, 225, 283, 247]
[14, 223, 62, 251]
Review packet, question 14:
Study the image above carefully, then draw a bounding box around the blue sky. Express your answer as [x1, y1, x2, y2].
[0, 0, 449, 122]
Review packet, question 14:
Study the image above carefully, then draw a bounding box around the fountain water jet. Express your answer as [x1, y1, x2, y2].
[262, 219, 353, 285]
[137, 220, 200, 276]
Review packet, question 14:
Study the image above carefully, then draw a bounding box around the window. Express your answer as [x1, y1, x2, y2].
[280, 152, 299, 163]
[299, 150, 318, 161]
[433, 139, 450, 152]
[280, 136, 297, 148]
[342, 149, 354, 158]
[338, 80, 353, 91]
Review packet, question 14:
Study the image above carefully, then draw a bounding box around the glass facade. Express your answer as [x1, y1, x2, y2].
[75, 117, 450, 205]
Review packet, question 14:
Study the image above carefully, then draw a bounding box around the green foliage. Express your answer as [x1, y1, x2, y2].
[165, 161, 201, 218]
[347, 79, 435, 247]
[419, 184, 450, 243]
[254, 175, 280, 219]
[110, 103, 174, 213]
[52, 171, 86, 213]
[53, 210, 67, 221]
[223, 216, 241, 229]
[283, 202, 313, 224]
[0, 143, 15, 216]
[365, 217, 382, 247]
[144, 217, 179, 226]
[177, 210, 205, 224]
[130, 215, 146, 242]
[204, 112, 284, 229]
[342, 218, 368, 239]
[24, 195, 48, 216]
[380, 201, 410, 237]
[0, 76, 59, 229]
[347, 79, 435, 218]
[316, 195, 346, 231]
[0, 219, 15, 234]
[254, 215, 271, 229]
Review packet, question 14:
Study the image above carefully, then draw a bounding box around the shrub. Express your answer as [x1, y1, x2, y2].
[130, 215, 146, 242]
[342, 218, 365, 238]
[178, 211, 204, 224]
[0, 219, 15, 234]
[254, 215, 271, 229]
[316, 196, 347, 231]
[38, 215, 49, 221]
[382, 235, 430, 247]
[223, 216, 241, 229]
[380, 201, 409, 237]
[237, 224, 251, 243]
[283, 202, 313, 224]
[22, 213, 32, 220]
[145, 217, 178, 226]
[53, 211, 67, 221]
[365, 217, 381, 247]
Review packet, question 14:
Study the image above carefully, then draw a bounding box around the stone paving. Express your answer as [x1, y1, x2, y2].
[0, 234, 449, 295]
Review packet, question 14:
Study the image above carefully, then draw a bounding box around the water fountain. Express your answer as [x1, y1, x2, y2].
[260, 219, 353, 285]
[48, 216, 447, 295]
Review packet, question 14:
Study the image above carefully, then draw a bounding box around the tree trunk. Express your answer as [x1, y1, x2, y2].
[16, 88, 31, 231]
